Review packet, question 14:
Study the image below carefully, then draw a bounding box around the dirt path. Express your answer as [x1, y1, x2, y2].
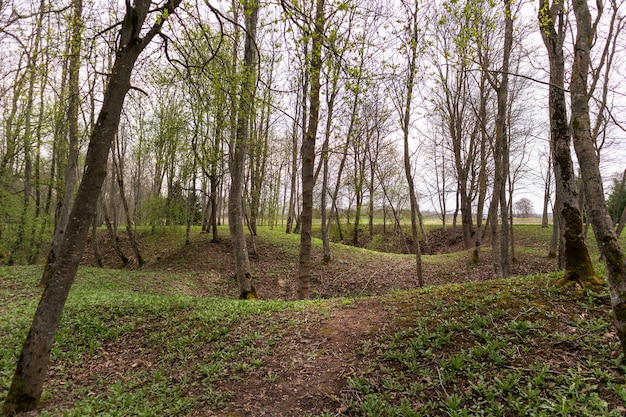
[212, 299, 390, 416]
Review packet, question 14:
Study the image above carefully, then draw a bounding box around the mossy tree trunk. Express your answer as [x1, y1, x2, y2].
[570, 0, 626, 354]
[538, 0, 599, 289]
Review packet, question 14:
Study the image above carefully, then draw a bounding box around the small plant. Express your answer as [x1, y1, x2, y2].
[348, 377, 373, 395]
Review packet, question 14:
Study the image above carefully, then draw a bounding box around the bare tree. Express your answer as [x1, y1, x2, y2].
[538, 0, 598, 287]
[483, 0, 514, 278]
[394, 0, 424, 286]
[570, 0, 626, 355]
[513, 198, 534, 218]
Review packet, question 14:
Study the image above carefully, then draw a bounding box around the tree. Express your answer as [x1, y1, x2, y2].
[40, 0, 83, 285]
[513, 197, 534, 218]
[484, 0, 513, 278]
[570, 0, 626, 354]
[607, 170, 626, 237]
[2, 1, 182, 412]
[395, 0, 424, 287]
[172, 23, 229, 243]
[538, 0, 599, 288]
[112, 126, 143, 265]
[229, 0, 260, 299]
[607, 170, 626, 231]
[296, 0, 325, 299]
[539, 149, 552, 228]
[318, 13, 347, 263]
[430, 0, 481, 249]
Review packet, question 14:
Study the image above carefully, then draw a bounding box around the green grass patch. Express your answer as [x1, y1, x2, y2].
[0, 265, 312, 416]
[3, 221, 626, 416]
[340, 274, 626, 416]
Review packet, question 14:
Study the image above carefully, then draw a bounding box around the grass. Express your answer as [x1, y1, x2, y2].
[1, 224, 626, 415]
[340, 274, 626, 416]
[0, 265, 313, 416]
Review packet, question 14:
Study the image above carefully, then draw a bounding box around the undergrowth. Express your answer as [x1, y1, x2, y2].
[2, 224, 626, 416]
[340, 273, 626, 416]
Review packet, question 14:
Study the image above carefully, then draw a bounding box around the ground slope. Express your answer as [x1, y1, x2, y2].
[2, 226, 624, 416]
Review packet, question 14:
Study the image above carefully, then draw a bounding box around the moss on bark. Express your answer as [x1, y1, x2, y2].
[554, 205, 604, 291]
[1, 371, 38, 415]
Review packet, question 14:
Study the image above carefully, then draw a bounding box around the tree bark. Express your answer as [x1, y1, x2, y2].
[538, 0, 598, 288]
[570, 0, 626, 354]
[401, 0, 424, 287]
[297, 0, 325, 300]
[1, 2, 181, 413]
[228, 0, 259, 299]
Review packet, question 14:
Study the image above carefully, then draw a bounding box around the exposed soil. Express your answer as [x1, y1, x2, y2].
[207, 299, 392, 417]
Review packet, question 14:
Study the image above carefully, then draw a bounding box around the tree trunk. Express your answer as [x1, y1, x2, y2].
[487, 0, 513, 278]
[320, 96, 337, 263]
[538, 0, 597, 288]
[570, 0, 626, 354]
[352, 159, 365, 247]
[297, 0, 325, 300]
[611, 170, 626, 224]
[228, 0, 259, 299]
[91, 205, 103, 268]
[616, 204, 626, 238]
[210, 174, 220, 242]
[101, 199, 130, 265]
[112, 134, 143, 266]
[286, 109, 299, 234]
[248, 54, 274, 237]
[40, 0, 83, 285]
[541, 153, 552, 228]
[549, 206, 559, 259]
[325, 79, 360, 260]
[1, 2, 181, 413]
[472, 72, 489, 264]
[401, 1, 424, 287]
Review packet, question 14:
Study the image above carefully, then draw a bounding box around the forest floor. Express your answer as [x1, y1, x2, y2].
[3, 225, 625, 416]
[81, 224, 558, 300]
